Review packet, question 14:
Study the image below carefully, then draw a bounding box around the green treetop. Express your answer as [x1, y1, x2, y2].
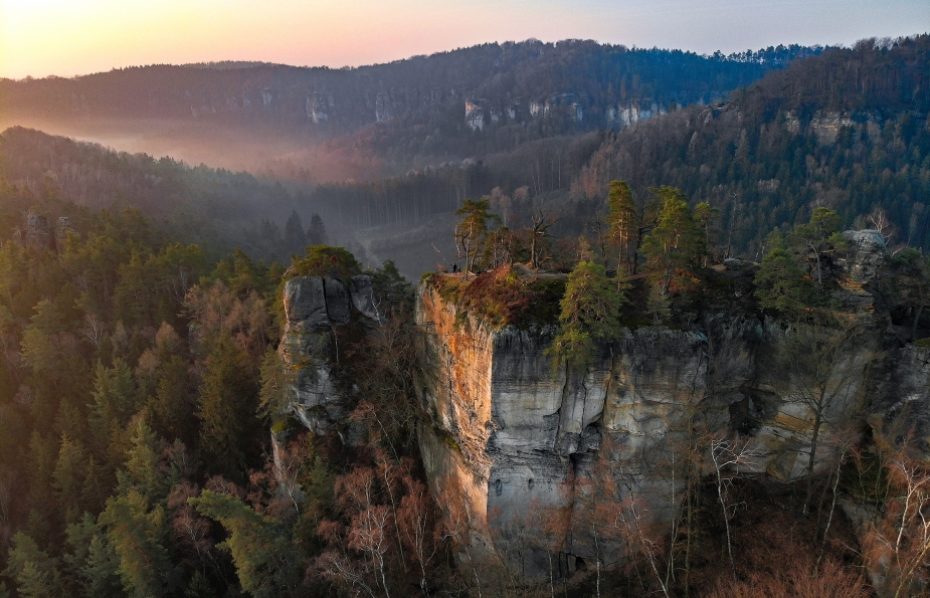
[286, 245, 360, 280]
[640, 187, 705, 298]
[791, 207, 845, 289]
[754, 231, 815, 317]
[550, 260, 626, 369]
[454, 197, 497, 274]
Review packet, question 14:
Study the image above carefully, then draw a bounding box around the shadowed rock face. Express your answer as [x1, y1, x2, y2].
[414, 230, 930, 578]
[280, 275, 377, 434]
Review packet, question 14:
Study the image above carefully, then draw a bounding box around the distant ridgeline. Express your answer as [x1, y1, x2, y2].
[0, 40, 818, 160]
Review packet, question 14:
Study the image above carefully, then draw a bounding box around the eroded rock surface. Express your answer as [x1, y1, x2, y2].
[281, 275, 377, 433]
[416, 231, 928, 578]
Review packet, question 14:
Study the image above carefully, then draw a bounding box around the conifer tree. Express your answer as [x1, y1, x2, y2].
[550, 259, 625, 368]
[197, 337, 260, 481]
[640, 187, 704, 298]
[754, 231, 814, 317]
[88, 359, 138, 470]
[191, 490, 300, 598]
[100, 490, 172, 598]
[606, 180, 637, 276]
[3, 532, 66, 598]
[283, 211, 307, 257]
[52, 435, 90, 524]
[454, 198, 496, 274]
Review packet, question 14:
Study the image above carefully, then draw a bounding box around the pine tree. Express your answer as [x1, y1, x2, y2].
[307, 213, 328, 245]
[52, 435, 90, 523]
[64, 514, 122, 596]
[122, 418, 167, 502]
[791, 207, 844, 289]
[88, 359, 139, 470]
[148, 354, 196, 447]
[454, 198, 496, 274]
[3, 532, 66, 598]
[197, 337, 260, 481]
[754, 231, 814, 317]
[640, 187, 704, 298]
[283, 211, 307, 257]
[191, 490, 300, 598]
[550, 260, 625, 368]
[100, 489, 172, 598]
[606, 180, 637, 276]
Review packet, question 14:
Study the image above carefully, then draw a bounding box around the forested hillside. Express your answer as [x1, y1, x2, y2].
[574, 35, 930, 254]
[0, 181, 437, 596]
[0, 41, 818, 180]
[3, 37, 927, 279]
[0, 127, 328, 262]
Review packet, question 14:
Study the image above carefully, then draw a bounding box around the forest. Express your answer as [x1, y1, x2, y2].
[2, 160, 930, 595]
[0, 178, 437, 597]
[0, 26, 928, 597]
[1, 38, 927, 283]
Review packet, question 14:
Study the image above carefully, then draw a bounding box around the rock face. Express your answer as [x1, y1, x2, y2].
[417, 284, 718, 575]
[280, 275, 378, 434]
[416, 231, 928, 578]
[274, 231, 929, 582]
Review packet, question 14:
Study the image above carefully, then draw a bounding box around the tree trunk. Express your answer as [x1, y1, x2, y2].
[804, 406, 823, 514]
[911, 303, 923, 341]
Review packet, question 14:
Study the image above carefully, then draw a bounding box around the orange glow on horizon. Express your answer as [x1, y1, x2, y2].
[1, 0, 926, 79]
[0, 0, 596, 79]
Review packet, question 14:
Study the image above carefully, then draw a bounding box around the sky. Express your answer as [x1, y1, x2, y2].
[1, 0, 927, 79]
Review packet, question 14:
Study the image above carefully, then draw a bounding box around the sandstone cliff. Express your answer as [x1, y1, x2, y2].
[275, 231, 930, 583]
[414, 230, 930, 578]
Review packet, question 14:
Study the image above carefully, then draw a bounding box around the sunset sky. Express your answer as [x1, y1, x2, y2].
[1, 0, 927, 79]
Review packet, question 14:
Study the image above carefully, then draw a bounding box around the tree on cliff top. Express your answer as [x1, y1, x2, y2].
[754, 208, 845, 317]
[286, 245, 361, 280]
[792, 207, 845, 290]
[640, 187, 705, 298]
[754, 231, 816, 317]
[549, 259, 625, 368]
[454, 198, 498, 275]
[607, 180, 637, 277]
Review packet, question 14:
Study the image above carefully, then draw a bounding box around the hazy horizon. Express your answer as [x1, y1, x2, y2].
[2, 0, 927, 79]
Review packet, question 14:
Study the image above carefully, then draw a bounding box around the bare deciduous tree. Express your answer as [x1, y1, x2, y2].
[709, 435, 759, 575]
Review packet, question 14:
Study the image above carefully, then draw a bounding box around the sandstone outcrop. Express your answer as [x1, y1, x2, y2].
[276, 231, 929, 582]
[280, 275, 379, 434]
[414, 230, 930, 577]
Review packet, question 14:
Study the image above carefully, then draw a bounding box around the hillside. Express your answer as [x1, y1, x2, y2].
[573, 35, 930, 253]
[0, 40, 817, 180]
[0, 127, 324, 261]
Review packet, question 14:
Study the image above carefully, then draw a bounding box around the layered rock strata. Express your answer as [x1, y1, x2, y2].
[415, 230, 923, 577]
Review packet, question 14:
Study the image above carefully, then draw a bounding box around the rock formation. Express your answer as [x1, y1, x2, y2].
[413, 230, 928, 578]
[276, 231, 930, 582]
[279, 274, 380, 434]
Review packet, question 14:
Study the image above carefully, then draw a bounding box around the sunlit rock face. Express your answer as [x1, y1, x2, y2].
[280, 275, 378, 434]
[416, 283, 715, 576]
[415, 231, 929, 579]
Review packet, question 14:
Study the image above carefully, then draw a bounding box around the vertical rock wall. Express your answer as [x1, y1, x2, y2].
[280, 275, 379, 434]
[415, 233, 912, 578]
